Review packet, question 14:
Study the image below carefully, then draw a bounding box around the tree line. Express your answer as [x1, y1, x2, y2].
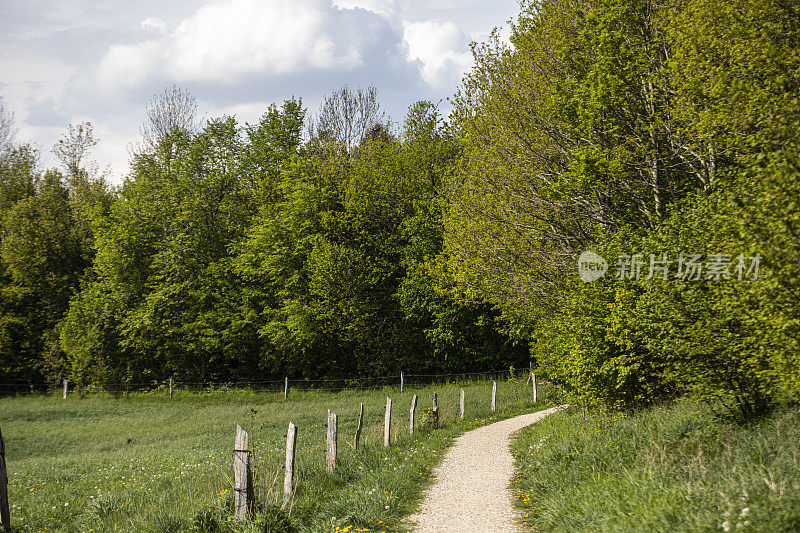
[2, 0, 798, 419]
[0, 87, 526, 391]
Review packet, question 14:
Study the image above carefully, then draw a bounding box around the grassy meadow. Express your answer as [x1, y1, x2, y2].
[1, 376, 555, 532]
[512, 402, 800, 532]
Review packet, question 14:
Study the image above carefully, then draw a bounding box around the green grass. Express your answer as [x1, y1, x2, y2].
[512, 401, 800, 532]
[1, 377, 555, 532]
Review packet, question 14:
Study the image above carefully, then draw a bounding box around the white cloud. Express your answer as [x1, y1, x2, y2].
[95, 0, 402, 89]
[332, 0, 397, 18]
[402, 20, 473, 88]
[97, 40, 161, 89]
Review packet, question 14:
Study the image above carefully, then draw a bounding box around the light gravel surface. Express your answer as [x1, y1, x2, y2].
[407, 405, 567, 532]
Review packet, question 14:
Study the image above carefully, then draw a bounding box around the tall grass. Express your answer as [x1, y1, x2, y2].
[1, 377, 555, 532]
[512, 401, 800, 532]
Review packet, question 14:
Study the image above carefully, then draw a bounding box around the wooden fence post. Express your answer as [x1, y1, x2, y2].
[460, 388, 465, 421]
[284, 377, 289, 400]
[63, 379, 68, 399]
[409, 394, 418, 435]
[491, 381, 497, 411]
[284, 422, 297, 502]
[532, 374, 537, 403]
[327, 410, 338, 472]
[169, 378, 173, 399]
[0, 427, 10, 533]
[354, 403, 364, 450]
[384, 397, 392, 447]
[400, 371, 404, 393]
[233, 425, 253, 519]
[432, 392, 439, 429]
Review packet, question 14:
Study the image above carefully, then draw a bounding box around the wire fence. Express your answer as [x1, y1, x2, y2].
[0, 368, 538, 397]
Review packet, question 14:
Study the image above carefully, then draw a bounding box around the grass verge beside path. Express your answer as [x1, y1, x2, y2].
[512, 402, 800, 532]
[1, 377, 555, 532]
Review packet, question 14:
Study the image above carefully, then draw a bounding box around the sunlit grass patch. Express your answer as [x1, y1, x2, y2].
[1, 378, 555, 531]
[512, 402, 800, 532]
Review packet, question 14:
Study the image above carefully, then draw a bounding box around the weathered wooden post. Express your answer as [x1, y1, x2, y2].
[233, 425, 253, 519]
[409, 394, 418, 435]
[284, 377, 289, 400]
[0, 427, 10, 533]
[432, 392, 439, 429]
[532, 374, 537, 403]
[169, 378, 174, 399]
[460, 388, 465, 421]
[63, 379, 68, 399]
[384, 397, 392, 447]
[354, 403, 364, 450]
[491, 381, 497, 411]
[400, 371, 404, 393]
[284, 422, 297, 502]
[327, 410, 338, 472]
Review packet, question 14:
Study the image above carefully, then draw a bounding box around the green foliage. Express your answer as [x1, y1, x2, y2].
[60, 116, 263, 384]
[443, 0, 800, 418]
[0, 144, 38, 213]
[0, 159, 108, 384]
[243, 98, 306, 203]
[50, 96, 525, 387]
[230, 99, 525, 380]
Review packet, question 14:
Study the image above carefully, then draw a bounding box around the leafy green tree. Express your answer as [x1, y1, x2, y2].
[243, 98, 305, 202]
[1, 172, 87, 381]
[0, 145, 38, 214]
[237, 99, 527, 378]
[61, 100, 307, 385]
[445, 0, 800, 417]
[447, 0, 712, 312]
[0, 116, 112, 385]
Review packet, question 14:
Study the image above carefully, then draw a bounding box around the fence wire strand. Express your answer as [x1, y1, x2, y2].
[0, 369, 534, 396]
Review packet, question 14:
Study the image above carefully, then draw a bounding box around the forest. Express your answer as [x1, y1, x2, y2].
[1, 0, 798, 420]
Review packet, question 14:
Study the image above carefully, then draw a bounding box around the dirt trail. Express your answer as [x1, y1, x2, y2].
[407, 405, 567, 532]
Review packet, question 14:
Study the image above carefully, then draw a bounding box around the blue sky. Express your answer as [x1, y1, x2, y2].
[0, 0, 519, 182]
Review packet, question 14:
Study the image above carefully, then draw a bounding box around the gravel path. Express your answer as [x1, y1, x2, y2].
[407, 405, 567, 532]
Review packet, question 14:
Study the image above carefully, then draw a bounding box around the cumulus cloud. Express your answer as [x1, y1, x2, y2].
[96, 0, 405, 90]
[402, 20, 473, 88]
[332, 0, 398, 18]
[97, 41, 161, 89]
